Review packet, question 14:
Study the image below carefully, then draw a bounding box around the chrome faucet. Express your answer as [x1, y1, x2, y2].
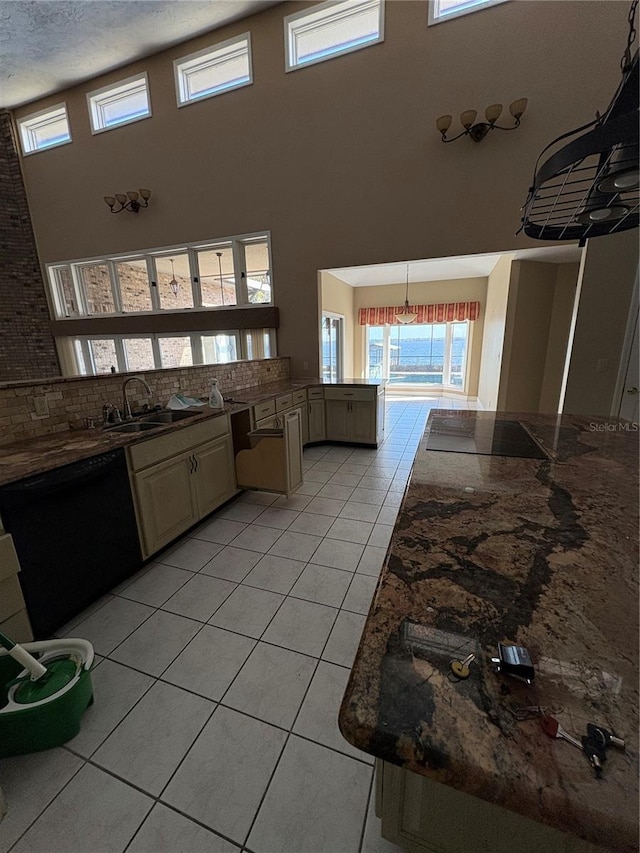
[122, 376, 152, 420]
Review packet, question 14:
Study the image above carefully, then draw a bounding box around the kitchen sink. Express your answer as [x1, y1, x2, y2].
[140, 410, 200, 424]
[106, 421, 160, 433]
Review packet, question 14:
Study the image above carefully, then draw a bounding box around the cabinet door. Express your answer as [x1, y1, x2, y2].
[284, 410, 303, 495]
[256, 414, 279, 430]
[350, 401, 377, 444]
[325, 400, 350, 442]
[307, 400, 325, 443]
[134, 453, 198, 556]
[194, 435, 237, 518]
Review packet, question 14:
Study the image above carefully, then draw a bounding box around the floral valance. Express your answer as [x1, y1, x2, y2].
[358, 302, 481, 326]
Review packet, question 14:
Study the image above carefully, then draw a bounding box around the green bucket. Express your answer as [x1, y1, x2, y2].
[0, 638, 94, 758]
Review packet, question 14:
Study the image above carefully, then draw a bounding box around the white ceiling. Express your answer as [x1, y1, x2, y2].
[327, 245, 583, 287]
[0, 1, 280, 110]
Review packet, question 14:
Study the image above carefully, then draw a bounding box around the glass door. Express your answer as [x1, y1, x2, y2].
[322, 314, 344, 382]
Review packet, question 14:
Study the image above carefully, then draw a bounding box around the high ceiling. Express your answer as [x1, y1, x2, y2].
[0, 0, 280, 110]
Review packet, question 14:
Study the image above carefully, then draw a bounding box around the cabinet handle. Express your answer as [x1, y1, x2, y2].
[194, 456, 199, 473]
[188, 455, 194, 474]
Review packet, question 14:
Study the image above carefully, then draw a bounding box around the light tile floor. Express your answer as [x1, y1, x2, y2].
[0, 395, 477, 853]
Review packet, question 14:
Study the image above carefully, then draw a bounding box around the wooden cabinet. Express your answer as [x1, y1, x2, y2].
[324, 387, 381, 445]
[308, 399, 326, 443]
[128, 416, 237, 558]
[235, 410, 303, 497]
[376, 761, 598, 853]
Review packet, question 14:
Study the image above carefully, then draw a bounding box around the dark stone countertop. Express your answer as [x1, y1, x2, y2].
[0, 378, 382, 487]
[339, 410, 639, 853]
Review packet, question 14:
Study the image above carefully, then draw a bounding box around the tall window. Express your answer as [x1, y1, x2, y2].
[366, 322, 470, 389]
[322, 314, 344, 382]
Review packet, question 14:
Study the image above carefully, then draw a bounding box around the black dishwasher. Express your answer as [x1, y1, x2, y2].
[0, 448, 142, 638]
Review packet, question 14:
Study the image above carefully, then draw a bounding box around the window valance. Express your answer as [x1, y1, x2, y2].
[358, 302, 481, 326]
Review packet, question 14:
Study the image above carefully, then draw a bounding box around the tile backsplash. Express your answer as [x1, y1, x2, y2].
[0, 358, 289, 446]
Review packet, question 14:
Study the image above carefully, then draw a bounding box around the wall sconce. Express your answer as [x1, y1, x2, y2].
[436, 99, 527, 143]
[104, 188, 151, 213]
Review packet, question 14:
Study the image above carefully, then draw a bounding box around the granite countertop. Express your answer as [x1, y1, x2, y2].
[0, 378, 381, 487]
[339, 411, 639, 852]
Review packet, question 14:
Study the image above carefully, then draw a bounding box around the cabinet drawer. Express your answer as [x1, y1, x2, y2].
[324, 387, 375, 402]
[128, 415, 229, 471]
[253, 400, 276, 420]
[292, 389, 307, 405]
[275, 393, 293, 412]
[307, 387, 324, 400]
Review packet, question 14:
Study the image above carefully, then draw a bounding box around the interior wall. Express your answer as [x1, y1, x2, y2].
[320, 271, 356, 378]
[352, 276, 486, 395]
[539, 262, 580, 413]
[562, 230, 639, 417]
[11, 0, 630, 378]
[476, 255, 512, 409]
[498, 260, 558, 412]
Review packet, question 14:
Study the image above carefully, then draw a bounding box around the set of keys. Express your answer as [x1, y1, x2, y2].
[540, 715, 626, 778]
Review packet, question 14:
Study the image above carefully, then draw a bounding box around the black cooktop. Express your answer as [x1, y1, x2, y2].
[425, 415, 548, 459]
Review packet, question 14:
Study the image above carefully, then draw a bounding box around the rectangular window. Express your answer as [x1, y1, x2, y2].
[202, 334, 239, 364]
[243, 239, 272, 304]
[18, 103, 71, 155]
[175, 34, 252, 106]
[154, 253, 194, 310]
[78, 263, 115, 315]
[88, 339, 118, 374]
[428, 0, 509, 25]
[87, 73, 151, 133]
[49, 266, 79, 317]
[159, 336, 194, 368]
[115, 259, 153, 313]
[285, 0, 384, 72]
[196, 246, 236, 307]
[322, 314, 344, 382]
[123, 337, 155, 372]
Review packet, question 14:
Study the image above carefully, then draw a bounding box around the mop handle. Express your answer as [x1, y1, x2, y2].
[0, 631, 48, 681]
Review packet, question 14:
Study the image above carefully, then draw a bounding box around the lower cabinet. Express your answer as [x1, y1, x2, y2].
[128, 417, 237, 558]
[376, 761, 600, 853]
[308, 399, 326, 443]
[235, 409, 303, 498]
[325, 397, 377, 444]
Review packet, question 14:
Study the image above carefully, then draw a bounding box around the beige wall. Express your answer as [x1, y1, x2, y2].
[477, 255, 512, 410]
[539, 262, 580, 413]
[12, 1, 631, 378]
[320, 272, 356, 378]
[352, 276, 486, 395]
[563, 230, 638, 417]
[499, 260, 559, 412]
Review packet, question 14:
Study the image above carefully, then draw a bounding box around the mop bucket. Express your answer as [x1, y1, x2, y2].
[0, 636, 94, 758]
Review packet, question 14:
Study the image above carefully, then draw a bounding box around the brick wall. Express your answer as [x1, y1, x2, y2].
[0, 356, 289, 445]
[0, 112, 59, 381]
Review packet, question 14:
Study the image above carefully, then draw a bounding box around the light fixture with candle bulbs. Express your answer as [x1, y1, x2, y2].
[436, 99, 527, 143]
[103, 188, 151, 214]
[396, 265, 417, 325]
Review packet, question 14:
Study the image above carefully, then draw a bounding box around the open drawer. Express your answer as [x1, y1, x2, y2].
[233, 409, 303, 498]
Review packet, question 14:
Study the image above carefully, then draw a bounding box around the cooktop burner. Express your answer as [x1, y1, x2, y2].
[425, 415, 548, 459]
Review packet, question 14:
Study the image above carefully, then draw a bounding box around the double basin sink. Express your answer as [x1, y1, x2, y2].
[105, 409, 199, 434]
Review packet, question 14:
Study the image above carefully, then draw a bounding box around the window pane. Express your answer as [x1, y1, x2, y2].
[116, 260, 153, 312]
[389, 324, 445, 385]
[155, 254, 194, 309]
[287, 0, 382, 69]
[19, 105, 71, 153]
[244, 240, 271, 303]
[52, 266, 78, 316]
[197, 247, 236, 307]
[73, 340, 88, 375]
[123, 338, 155, 372]
[80, 264, 115, 314]
[176, 35, 251, 104]
[89, 339, 118, 374]
[159, 336, 194, 368]
[202, 334, 238, 364]
[449, 323, 468, 387]
[89, 75, 150, 131]
[367, 326, 384, 378]
[322, 316, 342, 382]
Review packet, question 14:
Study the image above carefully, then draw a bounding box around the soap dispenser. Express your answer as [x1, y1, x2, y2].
[209, 379, 224, 410]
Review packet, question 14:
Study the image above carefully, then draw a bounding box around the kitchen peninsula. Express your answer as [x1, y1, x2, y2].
[340, 411, 639, 853]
